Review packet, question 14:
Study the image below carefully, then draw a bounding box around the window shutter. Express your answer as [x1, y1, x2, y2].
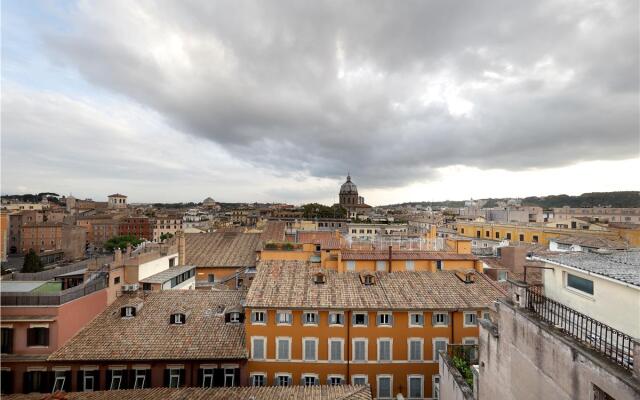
[179, 369, 185, 388]
[233, 369, 240, 387]
[213, 368, 224, 387]
[363, 314, 368, 325]
[431, 313, 437, 326]
[197, 369, 204, 387]
[93, 370, 100, 390]
[389, 314, 394, 326]
[126, 370, 135, 389]
[77, 371, 84, 391]
[27, 329, 34, 347]
[163, 369, 170, 387]
[43, 371, 53, 393]
[106, 370, 112, 390]
[254, 339, 264, 359]
[351, 314, 356, 326]
[239, 313, 245, 323]
[3, 371, 13, 394]
[225, 313, 231, 323]
[120, 307, 127, 317]
[444, 313, 450, 325]
[144, 370, 151, 388]
[23, 372, 33, 394]
[43, 329, 50, 347]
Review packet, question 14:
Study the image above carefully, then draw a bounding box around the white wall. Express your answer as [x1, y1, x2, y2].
[138, 253, 178, 281]
[162, 276, 195, 290]
[542, 263, 640, 338]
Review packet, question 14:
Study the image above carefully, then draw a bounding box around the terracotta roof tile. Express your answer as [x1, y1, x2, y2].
[185, 232, 260, 267]
[246, 260, 504, 310]
[4, 385, 372, 400]
[48, 291, 246, 361]
[296, 231, 342, 249]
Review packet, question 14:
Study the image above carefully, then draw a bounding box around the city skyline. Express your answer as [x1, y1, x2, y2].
[2, 1, 639, 205]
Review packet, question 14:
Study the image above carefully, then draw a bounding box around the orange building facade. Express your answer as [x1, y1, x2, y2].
[244, 260, 504, 399]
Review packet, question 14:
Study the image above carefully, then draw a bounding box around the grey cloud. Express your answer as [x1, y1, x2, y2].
[44, 0, 639, 188]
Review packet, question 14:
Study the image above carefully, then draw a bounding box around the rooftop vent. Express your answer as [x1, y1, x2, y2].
[313, 272, 326, 284]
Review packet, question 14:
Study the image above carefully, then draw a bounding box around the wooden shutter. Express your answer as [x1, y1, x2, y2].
[144, 370, 151, 388]
[26, 329, 35, 347]
[163, 369, 170, 387]
[23, 372, 33, 394]
[92, 370, 100, 391]
[213, 368, 224, 387]
[43, 329, 50, 347]
[77, 371, 85, 391]
[106, 370, 112, 390]
[443, 313, 450, 325]
[196, 368, 204, 387]
[224, 313, 231, 323]
[179, 369, 185, 388]
[64, 371, 71, 392]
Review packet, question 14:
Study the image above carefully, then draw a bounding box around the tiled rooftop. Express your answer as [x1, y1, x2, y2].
[4, 385, 372, 400]
[296, 231, 342, 249]
[341, 249, 477, 261]
[48, 291, 246, 361]
[139, 265, 196, 284]
[185, 232, 260, 267]
[534, 250, 640, 287]
[552, 234, 629, 250]
[247, 260, 505, 310]
[259, 221, 286, 243]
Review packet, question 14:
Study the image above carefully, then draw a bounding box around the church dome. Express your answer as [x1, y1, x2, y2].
[340, 174, 358, 195]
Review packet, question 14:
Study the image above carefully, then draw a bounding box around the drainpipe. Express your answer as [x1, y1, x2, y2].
[346, 310, 351, 384]
[388, 245, 392, 273]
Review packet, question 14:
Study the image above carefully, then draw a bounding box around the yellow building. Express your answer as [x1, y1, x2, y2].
[244, 260, 505, 398]
[455, 221, 625, 246]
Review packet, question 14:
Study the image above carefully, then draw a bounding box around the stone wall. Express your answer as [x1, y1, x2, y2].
[477, 299, 640, 400]
[439, 352, 474, 400]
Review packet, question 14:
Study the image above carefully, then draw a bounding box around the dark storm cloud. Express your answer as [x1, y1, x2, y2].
[45, 0, 639, 188]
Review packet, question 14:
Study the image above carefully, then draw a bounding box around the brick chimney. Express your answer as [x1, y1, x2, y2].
[176, 230, 186, 266]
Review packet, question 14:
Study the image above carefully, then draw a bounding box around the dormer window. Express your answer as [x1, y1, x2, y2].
[313, 272, 326, 284]
[364, 275, 375, 285]
[230, 312, 241, 323]
[121, 306, 136, 318]
[171, 313, 185, 324]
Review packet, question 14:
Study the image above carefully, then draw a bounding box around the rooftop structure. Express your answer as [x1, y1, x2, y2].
[49, 290, 246, 361]
[4, 385, 372, 400]
[246, 260, 503, 310]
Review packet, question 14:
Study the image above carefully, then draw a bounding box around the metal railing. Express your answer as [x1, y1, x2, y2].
[525, 287, 634, 370]
[1, 276, 107, 306]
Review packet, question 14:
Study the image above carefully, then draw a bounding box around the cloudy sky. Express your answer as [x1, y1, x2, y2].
[2, 1, 638, 205]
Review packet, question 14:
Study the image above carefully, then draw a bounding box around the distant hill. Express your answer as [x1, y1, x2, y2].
[381, 191, 640, 209]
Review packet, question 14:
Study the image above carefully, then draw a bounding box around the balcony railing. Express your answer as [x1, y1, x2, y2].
[1, 276, 107, 306]
[525, 287, 634, 370]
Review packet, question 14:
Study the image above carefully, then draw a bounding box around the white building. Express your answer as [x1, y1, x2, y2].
[107, 193, 127, 209]
[533, 250, 640, 338]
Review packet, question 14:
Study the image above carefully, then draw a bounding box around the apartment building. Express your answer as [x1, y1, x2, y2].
[45, 291, 246, 393]
[152, 215, 183, 242]
[1, 211, 8, 262]
[7, 211, 44, 255]
[0, 278, 109, 394]
[182, 232, 260, 285]
[20, 223, 86, 261]
[553, 207, 640, 224]
[244, 260, 504, 399]
[76, 215, 120, 248]
[119, 217, 152, 241]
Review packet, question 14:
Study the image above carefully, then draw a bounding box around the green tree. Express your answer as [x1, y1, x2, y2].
[104, 235, 143, 252]
[301, 203, 347, 219]
[159, 232, 174, 242]
[22, 249, 44, 273]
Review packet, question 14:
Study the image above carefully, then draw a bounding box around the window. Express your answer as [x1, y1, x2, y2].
[377, 312, 392, 326]
[433, 339, 448, 361]
[377, 338, 392, 362]
[208, 274, 215, 283]
[224, 368, 235, 387]
[252, 337, 265, 360]
[433, 375, 441, 399]
[485, 231, 490, 237]
[506, 232, 512, 240]
[277, 337, 291, 360]
[251, 311, 266, 324]
[408, 313, 424, 327]
[328, 375, 343, 385]
[532, 235, 539, 243]
[250, 374, 265, 387]
[109, 370, 123, 390]
[114, 276, 120, 284]
[276, 374, 291, 386]
[329, 339, 343, 362]
[133, 370, 147, 389]
[377, 375, 393, 399]
[461, 228, 465, 234]
[230, 312, 241, 323]
[83, 373, 95, 392]
[122, 306, 135, 318]
[52, 371, 67, 393]
[464, 312, 478, 327]
[483, 311, 491, 321]
[432, 312, 449, 326]
[376, 260, 386, 271]
[408, 375, 423, 399]
[27, 327, 49, 347]
[408, 339, 423, 361]
[436, 260, 444, 270]
[519, 234, 524, 241]
[168, 368, 181, 388]
[497, 271, 508, 281]
[346, 261, 356, 271]
[277, 311, 292, 325]
[353, 339, 367, 362]
[1, 328, 13, 353]
[329, 312, 344, 325]
[303, 338, 318, 361]
[169, 257, 176, 267]
[363, 274, 376, 285]
[303, 312, 318, 325]
[566, 273, 594, 295]
[303, 374, 318, 386]
[463, 337, 478, 360]
[495, 232, 500, 239]
[405, 260, 415, 271]
[202, 368, 214, 388]
[352, 375, 368, 386]
[171, 313, 185, 324]
[352, 312, 368, 326]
